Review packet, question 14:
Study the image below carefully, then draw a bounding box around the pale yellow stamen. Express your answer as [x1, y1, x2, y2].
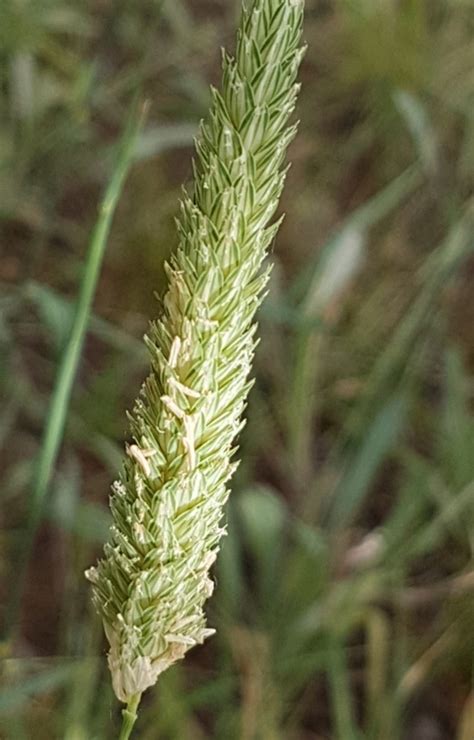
[161, 395, 186, 420]
[126, 444, 155, 476]
[168, 336, 181, 368]
[169, 376, 201, 399]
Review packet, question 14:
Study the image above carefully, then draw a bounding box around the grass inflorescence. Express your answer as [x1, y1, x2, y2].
[86, 0, 306, 715]
[1, 0, 473, 737]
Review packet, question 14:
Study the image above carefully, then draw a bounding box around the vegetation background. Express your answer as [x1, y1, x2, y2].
[1, 0, 473, 738]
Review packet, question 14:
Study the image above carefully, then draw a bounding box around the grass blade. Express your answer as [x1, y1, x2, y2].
[327, 638, 361, 740]
[3, 97, 146, 642]
[326, 392, 409, 529]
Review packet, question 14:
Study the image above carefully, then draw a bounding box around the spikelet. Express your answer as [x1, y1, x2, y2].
[86, 0, 305, 704]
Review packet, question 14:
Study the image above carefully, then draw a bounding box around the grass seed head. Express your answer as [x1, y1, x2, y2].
[87, 0, 305, 703]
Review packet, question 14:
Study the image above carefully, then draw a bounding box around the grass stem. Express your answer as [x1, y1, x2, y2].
[119, 694, 142, 740]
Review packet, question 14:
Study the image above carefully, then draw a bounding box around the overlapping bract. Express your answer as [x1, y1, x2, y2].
[87, 0, 305, 703]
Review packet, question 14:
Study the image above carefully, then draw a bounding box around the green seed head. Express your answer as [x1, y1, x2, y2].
[87, 0, 305, 703]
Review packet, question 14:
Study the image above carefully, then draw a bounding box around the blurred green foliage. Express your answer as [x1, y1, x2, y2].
[0, 0, 473, 738]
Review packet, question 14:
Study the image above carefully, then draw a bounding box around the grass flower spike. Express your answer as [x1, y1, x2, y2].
[87, 0, 305, 712]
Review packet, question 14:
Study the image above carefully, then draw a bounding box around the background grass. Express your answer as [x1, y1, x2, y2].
[1, 0, 473, 738]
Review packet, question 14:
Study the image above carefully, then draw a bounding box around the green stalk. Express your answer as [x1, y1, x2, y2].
[119, 694, 142, 740]
[3, 98, 145, 642]
[327, 638, 360, 740]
